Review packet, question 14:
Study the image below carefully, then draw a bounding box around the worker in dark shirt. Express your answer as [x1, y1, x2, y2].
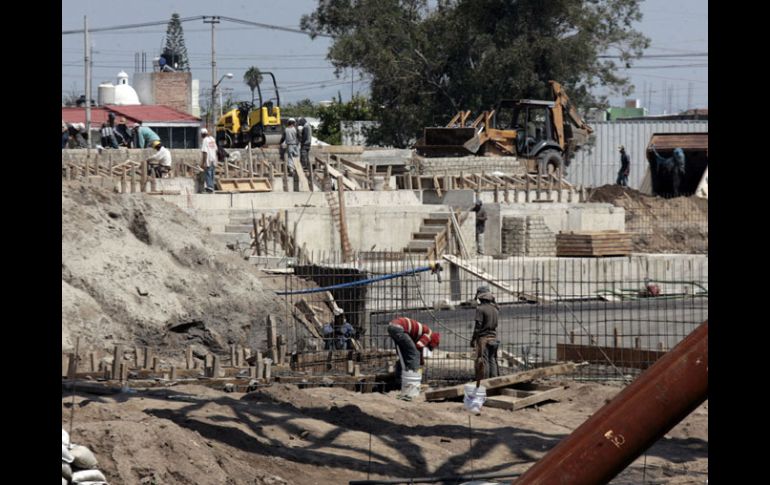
[471, 200, 487, 255]
[616, 145, 630, 187]
[471, 286, 499, 384]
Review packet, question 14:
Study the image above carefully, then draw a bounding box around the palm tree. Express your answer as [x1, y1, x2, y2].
[243, 67, 263, 104]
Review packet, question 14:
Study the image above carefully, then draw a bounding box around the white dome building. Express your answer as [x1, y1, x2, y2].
[112, 71, 141, 105]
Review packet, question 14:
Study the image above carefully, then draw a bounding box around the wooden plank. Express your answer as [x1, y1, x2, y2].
[294, 300, 325, 338]
[324, 162, 358, 190]
[556, 343, 666, 369]
[424, 362, 584, 401]
[266, 314, 278, 361]
[485, 385, 567, 411]
[294, 163, 311, 191]
[442, 254, 544, 303]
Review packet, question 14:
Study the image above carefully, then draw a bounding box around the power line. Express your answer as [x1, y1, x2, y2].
[62, 14, 331, 38]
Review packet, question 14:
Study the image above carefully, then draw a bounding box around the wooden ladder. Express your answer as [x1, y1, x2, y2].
[325, 184, 353, 261]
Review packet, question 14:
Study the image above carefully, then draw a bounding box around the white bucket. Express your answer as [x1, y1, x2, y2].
[396, 347, 422, 399]
[463, 384, 487, 414]
[401, 370, 422, 399]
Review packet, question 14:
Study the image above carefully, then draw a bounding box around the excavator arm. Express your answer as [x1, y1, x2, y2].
[549, 80, 594, 157]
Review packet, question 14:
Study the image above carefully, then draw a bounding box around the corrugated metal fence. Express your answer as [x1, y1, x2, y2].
[569, 120, 708, 189]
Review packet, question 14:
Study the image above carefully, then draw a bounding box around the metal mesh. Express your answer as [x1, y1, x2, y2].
[270, 251, 708, 385]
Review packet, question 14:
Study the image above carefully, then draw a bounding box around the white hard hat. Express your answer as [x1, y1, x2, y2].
[200, 128, 208, 135]
[288, 118, 296, 123]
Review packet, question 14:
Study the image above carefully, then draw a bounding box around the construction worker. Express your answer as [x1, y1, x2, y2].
[616, 145, 630, 187]
[471, 200, 487, 255]
[650, 144, 686, 197]
[135, 123, 161, 149]
[471, 286, 499, 382]
[283, 118, 299, 176]
[200, 128, 218, 193]
[298, 117, 312, 171]
[146, 140, 172, 178]
[387, 316, 440, 380]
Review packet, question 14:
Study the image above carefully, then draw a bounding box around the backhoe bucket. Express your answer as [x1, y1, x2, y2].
[415, 127, 479, 157]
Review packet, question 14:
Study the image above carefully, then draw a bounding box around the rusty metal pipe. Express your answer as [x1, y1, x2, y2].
[514, 320, 708, 485]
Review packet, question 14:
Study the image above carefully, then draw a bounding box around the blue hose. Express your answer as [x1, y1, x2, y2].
[275, 266, 434, 295]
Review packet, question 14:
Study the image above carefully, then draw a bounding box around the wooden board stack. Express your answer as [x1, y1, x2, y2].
[556, 231, 632, 257]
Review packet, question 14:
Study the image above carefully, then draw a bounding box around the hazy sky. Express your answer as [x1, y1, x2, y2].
[61, 0, 707, 113]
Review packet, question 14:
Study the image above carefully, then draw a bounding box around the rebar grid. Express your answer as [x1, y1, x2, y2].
[271, 251, 707, 384]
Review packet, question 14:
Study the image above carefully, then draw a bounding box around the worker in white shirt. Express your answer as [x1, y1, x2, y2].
[146, 140, 172, 178]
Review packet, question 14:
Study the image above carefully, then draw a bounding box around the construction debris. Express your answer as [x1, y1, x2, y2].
[424, 361, 586, 401]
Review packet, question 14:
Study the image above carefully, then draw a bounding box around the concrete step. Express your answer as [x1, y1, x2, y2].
[428, 212, 453, 219]
[413, 232, 438, 240]
[406, 240, 436, 250]
[422, 218, 451, 226]
[224, 224, 254, 233]
[228, 216, 263, 225]
[420, 225, 446, 234]
[211, 232, 253, 245]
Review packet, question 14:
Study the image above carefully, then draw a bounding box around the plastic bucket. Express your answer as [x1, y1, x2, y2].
[401, 370, 422, 398]
[463, 384, 487, 414]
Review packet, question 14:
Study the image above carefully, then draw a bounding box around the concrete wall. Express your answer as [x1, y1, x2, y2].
[483, 202, 625, 255]
[359, 253, 708, 311]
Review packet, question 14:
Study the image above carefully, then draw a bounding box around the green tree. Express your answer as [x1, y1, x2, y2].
[162, 13, 190, 71]
[243, 67, 263, 104]
[302, 0, 649, 147]
[316, 95, 373, 145]
[281, 98, 321, 118]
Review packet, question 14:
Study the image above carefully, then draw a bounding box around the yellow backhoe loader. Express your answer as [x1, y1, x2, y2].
[415, 81, 594, 175]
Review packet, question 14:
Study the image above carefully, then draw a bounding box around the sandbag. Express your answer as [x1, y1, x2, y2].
[62, 462, 73, 480]
[62, 428, 70, 447]
[62, 444, 74, 464]
[69, 444, 98, 469]
[71, 468, 106, 482]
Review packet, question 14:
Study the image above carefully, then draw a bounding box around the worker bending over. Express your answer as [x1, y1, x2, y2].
[387, 316, 440, 381]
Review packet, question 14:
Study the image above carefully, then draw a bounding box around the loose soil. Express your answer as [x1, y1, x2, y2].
[62, 382, 707, 485]
[62, 183, 301, 364]
[587, 185, 707, 254]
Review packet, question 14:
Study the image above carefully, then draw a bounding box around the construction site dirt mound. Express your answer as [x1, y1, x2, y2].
[63, 382, 707, 484]
[61, 183, 292, 362]
[587, 185, 708, 254]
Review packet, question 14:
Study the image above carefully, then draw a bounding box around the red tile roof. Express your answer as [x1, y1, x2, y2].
[62, 105, 200, 125]
[104, 104, 200, 122]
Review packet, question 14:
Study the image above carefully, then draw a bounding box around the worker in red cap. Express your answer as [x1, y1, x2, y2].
[387, 317, 440, 385]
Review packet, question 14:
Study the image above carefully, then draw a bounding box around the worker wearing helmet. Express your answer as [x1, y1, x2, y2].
[471, 286, 499, 382]
[146, 140, 172, 178]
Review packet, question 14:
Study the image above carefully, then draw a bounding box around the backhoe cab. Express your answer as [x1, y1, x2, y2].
[216, 71, 282, 148]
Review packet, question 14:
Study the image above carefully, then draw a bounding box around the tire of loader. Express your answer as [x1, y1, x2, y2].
[537, 149, 564, 176]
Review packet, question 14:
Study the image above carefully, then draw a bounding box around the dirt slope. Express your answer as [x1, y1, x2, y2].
[588, 185, 708, 254]
[63, 382, 708, 485]
[62, 183, 289, 361]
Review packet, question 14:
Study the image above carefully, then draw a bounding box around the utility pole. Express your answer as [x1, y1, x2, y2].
[687, 82, 693, 111]
[84, 15, 91, 152]
[204, 16, 220, 130]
